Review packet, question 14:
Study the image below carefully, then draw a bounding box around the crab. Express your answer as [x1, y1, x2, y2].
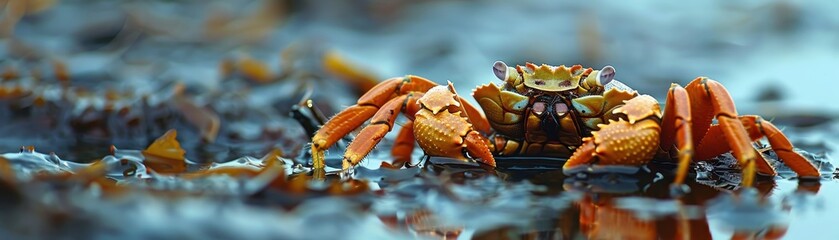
[310, 61, 821, 187]
[310, 78, 496, 170]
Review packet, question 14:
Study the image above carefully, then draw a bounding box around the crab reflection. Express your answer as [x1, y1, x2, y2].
[569, 180, 815, 240]
[386, 157, 822, 240]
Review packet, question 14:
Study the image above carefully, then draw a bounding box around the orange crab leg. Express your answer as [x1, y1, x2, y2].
[463, 131, 496, 167]
[741, 116, 820, 178]
[753, 151, 778, 177]
[659, 84, 694, 186]
[357, 76, 437, 107]
[696, 116, 819, 178]
[695, 123, 777, 176]
[391, 121, 415, 167]
[343, 94, 422, 169]
[694, 125, 731, 160]
[311, 105, 378, 168]
[311, 76, 437, 168]
[456, 96, 492, 134]
[685, 77, 758, 187]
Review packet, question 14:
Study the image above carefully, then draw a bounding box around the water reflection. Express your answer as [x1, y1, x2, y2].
[566, 181, 807, 240]
[0, 144, 832, 239]
[392, 157, 825, 240]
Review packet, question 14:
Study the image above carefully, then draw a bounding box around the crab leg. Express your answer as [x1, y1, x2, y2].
[391, 121, 415, 167]
[310, 105, 377, 168]
[695, 116, 820, 178]
[753, 150, 778, 177]
[742, 117, 819, 178]
[659, 84, 694, 186]
[694, 124, 775, 176]
[685, 77, 758, 187]
[456, 96, 492, 134]
[343, 94, 422, 169]
[311, 76, 437, 168]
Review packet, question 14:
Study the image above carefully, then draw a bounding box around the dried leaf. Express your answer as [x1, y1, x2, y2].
[0, 157, 15, 184]
[322, 50, 380, 95]
[142, 129, 187, 174]
[184, 149, 283, 179]
[1, 65, 18, 80]
[52, 59, 70, 83]
[237, 56, 273, 83]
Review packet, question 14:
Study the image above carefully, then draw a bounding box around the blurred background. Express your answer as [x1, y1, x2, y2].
[2, 0, 838, 160]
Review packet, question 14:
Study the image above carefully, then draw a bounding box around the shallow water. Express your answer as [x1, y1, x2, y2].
[2, 143, 835, 239]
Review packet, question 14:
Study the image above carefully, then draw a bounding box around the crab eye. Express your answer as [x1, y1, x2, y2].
[534, 80, 546, 85]
[555, 103, 568, 116]
[532, 102, 546, 116]
[493, 61, 508, 81]
[597, 66, 616, 85]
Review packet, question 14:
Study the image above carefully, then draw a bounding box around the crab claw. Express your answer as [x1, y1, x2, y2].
[563, 118, 661, 175]
[563, 137, 597, 174]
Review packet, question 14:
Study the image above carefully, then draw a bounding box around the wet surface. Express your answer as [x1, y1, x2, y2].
[0, 138, 836, 239]
[2, 0, 839, 239]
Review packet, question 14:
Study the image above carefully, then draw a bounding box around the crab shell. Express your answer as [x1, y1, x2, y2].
[413, 83, 478, 159]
